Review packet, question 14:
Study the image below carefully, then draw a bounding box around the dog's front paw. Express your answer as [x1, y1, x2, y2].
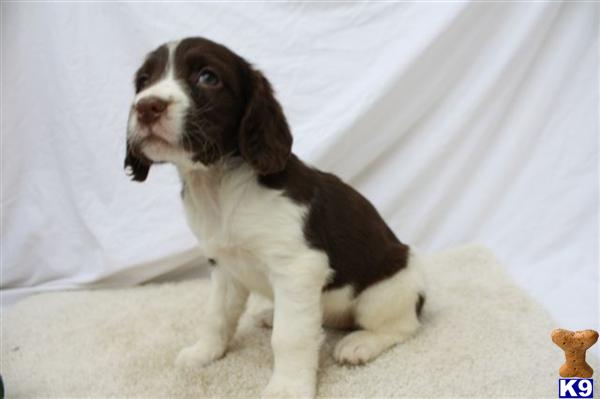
[262, 375, 315, 399]
[175, 339, 226, 371]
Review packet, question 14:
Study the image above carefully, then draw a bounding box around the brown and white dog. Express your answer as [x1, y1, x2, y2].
[125, 37, 425, 398]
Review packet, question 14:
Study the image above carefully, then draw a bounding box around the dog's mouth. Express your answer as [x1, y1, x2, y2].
[134, 124, 184, 153]
[126, 126, 186, 165]
[128, 123, 223, 167]
[141, 133, 174, 148]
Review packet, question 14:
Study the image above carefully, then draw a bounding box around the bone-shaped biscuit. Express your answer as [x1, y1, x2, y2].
[551, 329, 598, 378]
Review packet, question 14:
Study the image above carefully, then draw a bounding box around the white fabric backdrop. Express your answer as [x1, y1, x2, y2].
[2, 2, 598, 339]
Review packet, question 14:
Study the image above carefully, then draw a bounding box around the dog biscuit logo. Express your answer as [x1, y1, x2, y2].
[552, 329, 598, 398]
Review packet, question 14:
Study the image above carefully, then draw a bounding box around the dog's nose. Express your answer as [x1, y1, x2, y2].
[136, 97, 168, 125]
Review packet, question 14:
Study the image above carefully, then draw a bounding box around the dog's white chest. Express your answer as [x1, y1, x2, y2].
[179, 164, 309, 297]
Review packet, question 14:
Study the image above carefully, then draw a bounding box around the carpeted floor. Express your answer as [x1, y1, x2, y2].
[2, 244, 595, 398]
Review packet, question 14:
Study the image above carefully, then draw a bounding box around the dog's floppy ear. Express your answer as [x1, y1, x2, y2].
[124, 142, 151, 182]
[238, 68, 292, 175]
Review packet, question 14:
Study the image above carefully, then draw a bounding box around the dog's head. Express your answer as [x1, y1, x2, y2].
[125, 37, 292, 181]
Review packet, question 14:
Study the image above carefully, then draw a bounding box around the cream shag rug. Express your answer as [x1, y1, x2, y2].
[2, 245, 594, 398]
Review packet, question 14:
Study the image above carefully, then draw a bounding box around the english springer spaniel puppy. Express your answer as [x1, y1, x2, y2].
[125, 37, 425, 398]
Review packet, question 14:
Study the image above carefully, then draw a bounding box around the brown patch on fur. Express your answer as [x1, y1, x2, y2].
[238, 71, 292, 175]
[260, 155, 410, 293]
[126, 37, 414, 297]
[124, 145, 151, 182]
[134, 45, 168, 93]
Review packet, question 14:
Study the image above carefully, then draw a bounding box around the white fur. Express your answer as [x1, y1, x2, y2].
[177, 161, 330, 398]
[256, 285, 356, 330]
[127, 40, 194, 166]
[335, 253, 425, 365]
[128, 43, 424, 398]
[252, 255, 426, 366]
[322, 285, 355, 329]
[176, 266, 248, 370]
[175, 160, 425, 397]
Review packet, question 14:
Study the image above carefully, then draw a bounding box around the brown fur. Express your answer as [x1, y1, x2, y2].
[126, 37, 416, 299]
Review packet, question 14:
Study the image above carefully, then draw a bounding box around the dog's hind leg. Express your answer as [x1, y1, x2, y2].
[333, 250, 426, 365]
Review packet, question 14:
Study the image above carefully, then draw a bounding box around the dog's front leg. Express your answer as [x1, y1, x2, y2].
[263, 254, 328, 399]
[176, 267, 248, 371]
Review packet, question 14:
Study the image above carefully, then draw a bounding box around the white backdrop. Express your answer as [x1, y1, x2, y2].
[2, 2, 598, 338]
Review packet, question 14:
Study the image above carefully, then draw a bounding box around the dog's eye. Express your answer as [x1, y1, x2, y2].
[136, 74, 149, 91]
[197, 68, 220, 87]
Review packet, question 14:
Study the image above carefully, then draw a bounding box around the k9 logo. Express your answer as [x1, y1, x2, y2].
[559, 379, 594, 398]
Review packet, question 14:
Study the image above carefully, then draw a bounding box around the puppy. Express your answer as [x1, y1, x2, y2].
[125, 37, 425, 398]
